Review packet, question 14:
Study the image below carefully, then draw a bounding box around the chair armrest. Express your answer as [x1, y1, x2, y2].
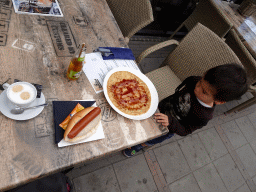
[136, 39, 179, 65]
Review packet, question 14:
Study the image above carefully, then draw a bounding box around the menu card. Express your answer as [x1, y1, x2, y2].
[83, 52, 139, 94]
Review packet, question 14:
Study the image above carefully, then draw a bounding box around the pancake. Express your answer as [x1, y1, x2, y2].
[107, 71, 151, 116]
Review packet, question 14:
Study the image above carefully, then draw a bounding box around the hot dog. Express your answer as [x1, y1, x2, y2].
[64, 107, 101, 143]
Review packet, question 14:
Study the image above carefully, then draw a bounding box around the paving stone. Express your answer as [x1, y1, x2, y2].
[153, 142, 191, 184]
[168, 173, 202, 192]
[225, 100, 239, 111]
[128, 38, 172, 58]
[233, 183, 252, 192]
[198, 127, 228, 160]
[221, 120, 248, 149]
[72, 165, 121, 192]
[213, 104, 228, 117]
[193, 163, 228, 192]
[174, 134, 184, 141]
[237, 93, 252, 105]
[140, 58, 166, 74]
[222, 104, 256, 124]
[144, 150, 168, 192]
[113, 154, 158, 192]
[192, 123, 213, 135]
[159, 134, 176, 146]
[206, 116, 225, 128]
[213, 154, 245, 192]
[235, 116, 256, 143]
[105, 151, 128, 164]
[236, 144, 256, 177]
[247, 111, 256, 132]
[245, 92, 254, 99]
[250, 139, 256, 154]
[253, 175, 256, 188]
[177, 134, 211, 171]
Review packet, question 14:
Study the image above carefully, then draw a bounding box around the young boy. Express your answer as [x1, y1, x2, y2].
[123, 63, 248, 157]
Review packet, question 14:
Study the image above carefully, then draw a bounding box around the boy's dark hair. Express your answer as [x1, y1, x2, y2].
[204, 63, 248, 102]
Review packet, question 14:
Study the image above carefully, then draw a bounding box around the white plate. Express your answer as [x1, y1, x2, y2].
[0, 90, 46, 120]
[103, 67, 158, 120]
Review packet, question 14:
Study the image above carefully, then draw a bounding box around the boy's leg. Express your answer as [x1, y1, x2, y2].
[145, 132, 174, 146]
[123, 96, 175, 158]
[122, 143, 146, 157]
[122, 132, 174, 157]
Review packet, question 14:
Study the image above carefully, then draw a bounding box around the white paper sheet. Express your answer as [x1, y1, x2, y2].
[58, 102, 105, 147]
[83, 52, 139, 94]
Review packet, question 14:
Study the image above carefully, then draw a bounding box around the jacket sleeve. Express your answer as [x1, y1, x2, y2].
[168, 115, 206, 136]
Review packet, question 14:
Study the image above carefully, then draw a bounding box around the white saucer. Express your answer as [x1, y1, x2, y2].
[0, 90, 46, 120]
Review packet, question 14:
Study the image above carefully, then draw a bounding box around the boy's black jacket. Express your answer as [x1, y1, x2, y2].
[158, 76, 215, 136]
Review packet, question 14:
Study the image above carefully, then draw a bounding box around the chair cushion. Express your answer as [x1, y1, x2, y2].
[145, 66, 182, 101]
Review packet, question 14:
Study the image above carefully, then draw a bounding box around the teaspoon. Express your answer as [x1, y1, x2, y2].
[10, 103, 49, 115]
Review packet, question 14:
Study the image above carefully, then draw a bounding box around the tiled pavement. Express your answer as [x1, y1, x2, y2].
[66, 36, 256, 192]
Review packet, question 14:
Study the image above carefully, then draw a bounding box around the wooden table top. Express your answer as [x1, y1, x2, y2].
[0, 0, 168, 190]
[213, 0, 256, 58]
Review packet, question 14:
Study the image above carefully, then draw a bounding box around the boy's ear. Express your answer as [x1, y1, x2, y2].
[214, 101, 226, 105]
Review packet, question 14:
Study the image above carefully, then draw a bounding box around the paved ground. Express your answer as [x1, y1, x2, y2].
[66, 36, 256, 192]
[66, 99, 256, 192]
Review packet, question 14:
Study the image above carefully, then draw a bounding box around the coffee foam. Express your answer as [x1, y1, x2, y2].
[8, 83, 36, 104]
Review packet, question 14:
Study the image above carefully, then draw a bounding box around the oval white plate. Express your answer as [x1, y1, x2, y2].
[103, 67, 159, 120]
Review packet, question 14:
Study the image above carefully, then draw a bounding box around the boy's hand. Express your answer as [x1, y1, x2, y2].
[154, 113, 169, 127]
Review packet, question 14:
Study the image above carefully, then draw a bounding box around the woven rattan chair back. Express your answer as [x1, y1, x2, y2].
[225, 29, 256, 86]
[136, 23, 243, 101]
[163, 23, 241, 81]
[106, 0, 154, 41]
[170, 0, 232, 39]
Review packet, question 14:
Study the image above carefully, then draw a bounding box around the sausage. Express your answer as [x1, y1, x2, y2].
[67, 107, 101, 139]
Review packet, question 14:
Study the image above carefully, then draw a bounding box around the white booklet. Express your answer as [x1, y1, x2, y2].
[83, 52, 140, 94]
[12, 0, 63, 17]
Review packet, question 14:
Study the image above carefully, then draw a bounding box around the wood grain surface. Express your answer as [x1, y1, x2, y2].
[213, 0, 256, 59]
[0, 0, 168, 190]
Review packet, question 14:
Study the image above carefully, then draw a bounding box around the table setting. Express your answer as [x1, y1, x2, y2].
[0, 0, 168, 189]
[0, 46, 162, 149]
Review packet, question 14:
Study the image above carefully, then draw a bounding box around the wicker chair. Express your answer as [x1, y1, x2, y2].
[169, 0, 233, 39]
[224, 29, 256, 114]
[106, 0, 154, 43]
[136, 23, 242, 105]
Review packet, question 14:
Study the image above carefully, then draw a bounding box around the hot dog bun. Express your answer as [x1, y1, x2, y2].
[64, 107, 101, 143]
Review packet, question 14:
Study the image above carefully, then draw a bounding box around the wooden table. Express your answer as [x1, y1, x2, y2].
[0, 0, 168, 190]
[213, 0, 256, 58]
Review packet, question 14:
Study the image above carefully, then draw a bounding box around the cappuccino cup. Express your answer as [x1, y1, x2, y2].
[3, 82, 37, 107]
